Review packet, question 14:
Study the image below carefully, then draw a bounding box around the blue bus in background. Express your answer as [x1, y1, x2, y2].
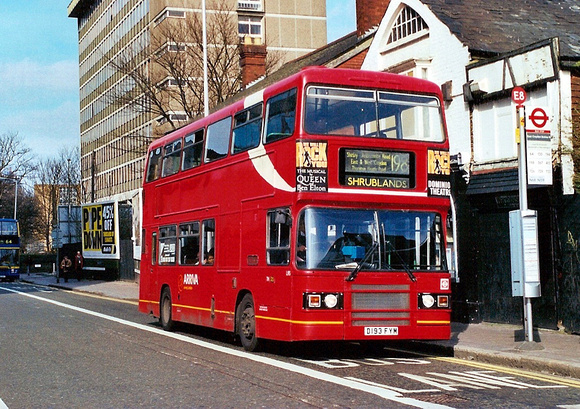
[0, 219, 20, 281]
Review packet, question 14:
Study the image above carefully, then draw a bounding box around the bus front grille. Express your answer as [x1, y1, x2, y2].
[351, 287, 410, 326]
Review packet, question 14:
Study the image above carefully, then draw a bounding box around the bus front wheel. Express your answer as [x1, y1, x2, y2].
[237, 294, 260, 352]
[160, 287, 174, 331]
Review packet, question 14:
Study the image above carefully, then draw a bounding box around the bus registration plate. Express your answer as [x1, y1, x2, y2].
[364, 326, 398, 336]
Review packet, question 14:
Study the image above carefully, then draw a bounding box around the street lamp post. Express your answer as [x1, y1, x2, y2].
[0, 176, 18, 220]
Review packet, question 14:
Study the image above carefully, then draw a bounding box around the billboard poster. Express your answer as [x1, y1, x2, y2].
[296, 140, 328, 192]
[82, 201, 120, 259]
[427, 149, 451, 197]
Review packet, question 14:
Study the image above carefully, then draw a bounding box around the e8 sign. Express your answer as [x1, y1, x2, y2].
[511, 86, 527, 105]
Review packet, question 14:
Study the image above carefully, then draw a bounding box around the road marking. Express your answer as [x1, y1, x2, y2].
[384, 346, 580, 389]
[433, 357, 580, 389]
[399, 370, 566, 391]
[0, 397, 8, 409]
[296, 357, 431, 368]
[0, 285, 452, 409]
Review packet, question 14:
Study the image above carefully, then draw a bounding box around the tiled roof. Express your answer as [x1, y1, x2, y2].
[466, 169, 519, 195]
[422, 0, 580, 59]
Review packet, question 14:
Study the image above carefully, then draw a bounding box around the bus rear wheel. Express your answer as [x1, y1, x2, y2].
[237, 294, 260, 352]
[159, 287, 174, 331]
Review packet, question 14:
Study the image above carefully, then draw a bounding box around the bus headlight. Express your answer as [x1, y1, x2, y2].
[324, 294, 338, 308]
[303, 292, 343, 309]
[421, 294, 435, 308]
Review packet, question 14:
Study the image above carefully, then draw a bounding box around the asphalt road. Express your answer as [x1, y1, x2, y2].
[1, 281, 579, 409]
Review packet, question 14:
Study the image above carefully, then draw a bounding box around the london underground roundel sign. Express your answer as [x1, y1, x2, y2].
[529, 107, 549, 130]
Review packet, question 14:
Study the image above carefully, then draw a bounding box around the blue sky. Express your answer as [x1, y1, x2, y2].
[0, 0, 356, 161]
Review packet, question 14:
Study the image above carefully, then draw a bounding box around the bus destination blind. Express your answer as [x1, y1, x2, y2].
[341, 148, 413, 189]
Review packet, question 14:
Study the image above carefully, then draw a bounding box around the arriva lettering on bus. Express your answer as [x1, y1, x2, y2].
[183, 273, 199, 286]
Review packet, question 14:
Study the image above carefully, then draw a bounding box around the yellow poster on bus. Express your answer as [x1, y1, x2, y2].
[81, 201, 120, 259]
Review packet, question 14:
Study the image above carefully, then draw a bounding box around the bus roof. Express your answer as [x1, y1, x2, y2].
[148, 67, 444, 152]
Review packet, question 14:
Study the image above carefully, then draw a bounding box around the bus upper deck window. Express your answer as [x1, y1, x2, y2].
[305, 86, 375, 137]
[378, 92, 445, 142]
[162, 139, 182, 177]
[205, 117, 231, 162]
[146, 148, 163, 182]
[232, 103, 262, 154]
[182, 129, 204, 170]
[264, 88, 296, 143]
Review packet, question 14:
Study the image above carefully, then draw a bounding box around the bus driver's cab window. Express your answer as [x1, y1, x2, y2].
[267, 208, 291, 265]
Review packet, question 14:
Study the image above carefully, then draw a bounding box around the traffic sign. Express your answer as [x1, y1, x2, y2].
[511, 86, 527, 105]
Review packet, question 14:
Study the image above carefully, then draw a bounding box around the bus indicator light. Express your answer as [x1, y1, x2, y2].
[308, 294, 321, 308]
[437, 295, 449, 308]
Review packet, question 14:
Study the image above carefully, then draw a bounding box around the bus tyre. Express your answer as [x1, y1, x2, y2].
[237, 294, 260, 352]
[160, 288, 175, 331]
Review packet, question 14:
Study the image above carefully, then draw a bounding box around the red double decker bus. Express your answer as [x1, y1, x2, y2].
[139, 67, 452, 351]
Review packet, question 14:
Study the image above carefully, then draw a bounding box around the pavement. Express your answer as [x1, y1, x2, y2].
[18, 272, 580, 380]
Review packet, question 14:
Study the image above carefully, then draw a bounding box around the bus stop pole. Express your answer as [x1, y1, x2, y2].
[517, 105, 533, 343]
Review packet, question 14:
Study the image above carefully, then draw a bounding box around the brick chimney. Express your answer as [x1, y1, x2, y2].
[239, 36, 267, 88]
[356, 0, 390, 37]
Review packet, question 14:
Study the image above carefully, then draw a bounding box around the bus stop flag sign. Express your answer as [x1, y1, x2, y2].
[511, 86, 526, 106]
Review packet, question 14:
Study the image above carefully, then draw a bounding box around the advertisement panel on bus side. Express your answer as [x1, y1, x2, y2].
[81, 201, 120, 260]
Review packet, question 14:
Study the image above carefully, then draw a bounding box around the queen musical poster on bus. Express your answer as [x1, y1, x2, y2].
[296, 141, 328, 192]
[81, 201, 120, 259]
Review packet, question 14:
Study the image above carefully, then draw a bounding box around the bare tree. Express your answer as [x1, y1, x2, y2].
[108, 0, 280, 134]
[33, 147, 81, 251]
[0, 131, 36, 214]
[34, 158, 62, 251]
[0, 131, 35, 177]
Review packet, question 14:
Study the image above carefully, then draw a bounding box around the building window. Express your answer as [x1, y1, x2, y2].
[238, 16, 262, 37]
[154, 8, 186, 25]
[157, 112, 189, 125]
[158, 77, 186, 89]
[238, 1, 262, 12]
[387, 6, 428, 45]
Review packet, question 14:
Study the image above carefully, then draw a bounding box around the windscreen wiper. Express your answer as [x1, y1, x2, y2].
[345, 242, 378, 282]
[385, 240, 417, 282]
